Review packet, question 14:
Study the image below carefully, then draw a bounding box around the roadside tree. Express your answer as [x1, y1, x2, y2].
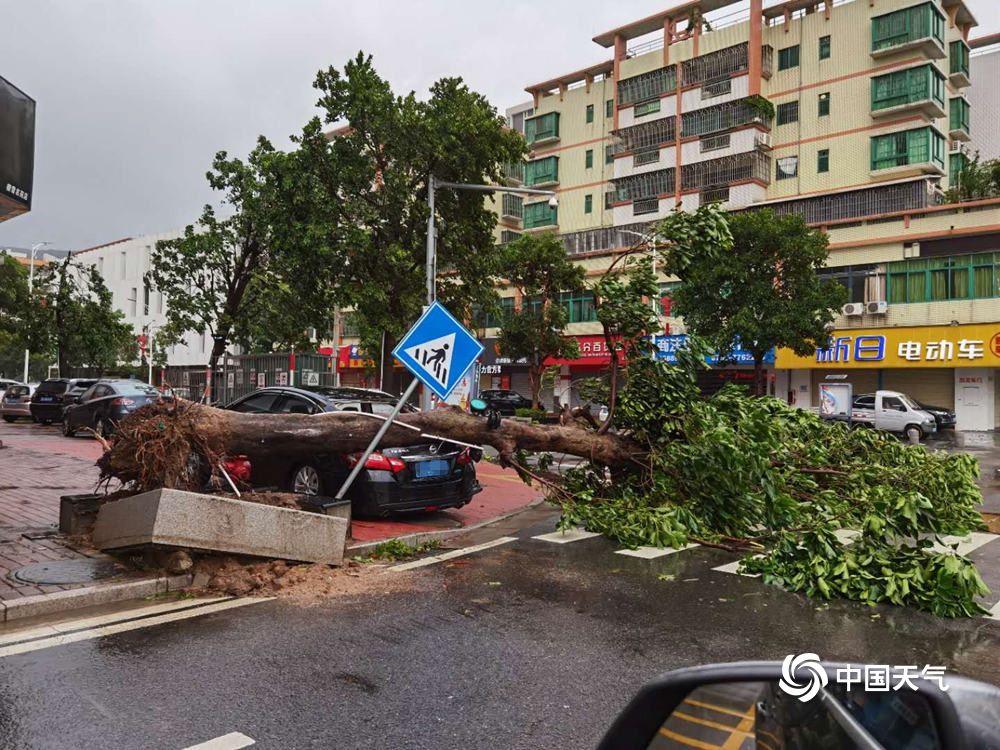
[496, 233, 585, 410]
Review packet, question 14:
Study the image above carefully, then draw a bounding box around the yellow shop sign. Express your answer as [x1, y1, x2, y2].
[775, 323, 1000, 369]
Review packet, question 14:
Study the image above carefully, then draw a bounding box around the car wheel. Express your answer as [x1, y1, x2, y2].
[290, 464, 322, 496]
[62, 416, 76, 437]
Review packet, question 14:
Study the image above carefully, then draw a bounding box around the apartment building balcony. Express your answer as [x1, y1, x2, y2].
[870, 127, 946, 178]
[761, 45, 774, 80]
[501, 161, 524, 186]
[525, 112, 560, 147]
[949, 40, 971, 88]
[870, 2, 946, 60]
[949, 97, 971, 142]
[870, 64, 946, 120]
[524, 156, 559, 188]
[523, 201, 558, 231]
[501, 193, 523, 221]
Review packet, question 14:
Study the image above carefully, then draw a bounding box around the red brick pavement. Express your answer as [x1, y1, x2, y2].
[0, 421, 107, 599]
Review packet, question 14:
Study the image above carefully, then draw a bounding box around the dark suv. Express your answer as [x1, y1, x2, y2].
[479, 389, 533, 415]
[30, 378, 99, 424]
[63, 380, 162, 438]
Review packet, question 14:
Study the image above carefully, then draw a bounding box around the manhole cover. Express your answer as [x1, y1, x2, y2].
[9, 559, 126, 585]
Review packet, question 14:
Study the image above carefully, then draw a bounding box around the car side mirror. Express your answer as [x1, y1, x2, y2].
[597, 661, 976, 750]
[71, 396, 82, 404]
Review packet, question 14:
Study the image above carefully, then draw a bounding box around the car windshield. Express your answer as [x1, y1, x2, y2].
[114, 382, 160, 396]
[898, 394, 921, 410]
[37, 381, 68, 395]
[5, 386, 28, 398]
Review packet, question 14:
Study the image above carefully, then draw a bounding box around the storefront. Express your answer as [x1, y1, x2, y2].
[776, 323, 1000, 431]
[652, 334, 777, 396]
[336, 344, 375, 388]
[478, 339, 531, 396]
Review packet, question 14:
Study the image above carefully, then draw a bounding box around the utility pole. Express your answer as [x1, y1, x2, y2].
[22, 242, 50, 383]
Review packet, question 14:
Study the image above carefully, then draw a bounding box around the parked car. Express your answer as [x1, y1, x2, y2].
[1, 384, 35, 422]
[0, 378, 22, 401]
[222, 386, 482, 517]
[838, 391, 938, 440]
[30, 378, 99, 424]
[62, 380, 162, 437]
[916, 400, 957, 430]
[479, 389, 533, 415]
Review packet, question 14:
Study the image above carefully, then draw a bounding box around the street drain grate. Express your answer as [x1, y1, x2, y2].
[9, 559, 126, 585]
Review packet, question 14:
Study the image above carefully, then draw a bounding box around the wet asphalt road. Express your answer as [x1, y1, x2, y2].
[1, 512, 999, 750]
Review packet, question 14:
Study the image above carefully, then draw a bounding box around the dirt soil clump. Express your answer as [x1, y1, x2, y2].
[189, 555, 426, 602]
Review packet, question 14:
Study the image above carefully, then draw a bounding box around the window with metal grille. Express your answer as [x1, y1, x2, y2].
[818, 149, 830, 174]
[635, 99, 662, 117]
[525, 112, 560, 145]
[778, 45, 799, 71]
[681, 98, 773, 138]
[681, 43, 749, 87]
[950, 97, 970, 134]
[819, 36, 831, 60]
[605, 144, 615, 164]
[701, 78, 732, 100]
[701, 187, 730, 205]
[776, 101, 799, 125]
[701, 134, 731, 153]
[871, 2, 945, 54]
[618, 66, 677, 107]
[617, 116, 677, 152]
[523, 202, 558, 229]
[818, 92, 830, 117]
[611, 167, 675, 202]
[870, 127, 944, 171]
[950, 40, 970, 78]
[634, 149, 660, 167]
[870, 64, 944, 112]
[501, 193, 523, 218]
[776, 156, 798, 180]
[499, 230, 521, 245]
[525, 156, 559, 186]
[633, 198, 660, 216]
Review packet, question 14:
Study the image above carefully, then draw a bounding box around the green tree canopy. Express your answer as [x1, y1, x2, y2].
[659, 207, 847, 394]
[293, 53, 526, 389]
[496, 233, 585, 409]
[945, 153, 1000, 203]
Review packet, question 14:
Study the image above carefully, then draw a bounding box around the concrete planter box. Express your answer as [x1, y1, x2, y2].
[92, 489, 347, 565]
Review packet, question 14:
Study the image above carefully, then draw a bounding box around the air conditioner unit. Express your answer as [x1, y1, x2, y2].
[950, 141, 966, 155]
[755, 133, 773, 150]
[842, 302, 865, 317]
[866, 301, 889, 315]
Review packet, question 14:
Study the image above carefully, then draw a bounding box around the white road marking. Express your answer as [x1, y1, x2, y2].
[182, 732, 256, 749]
[531, 528, 601, 545]
[0, 597, 232, 648]
[934, 532, 997, 556]
[712, 558, 761, 578]
[388, 537, 517, 572]
[988, 600, 1000, 622]
[0, 598, 269, 658]
[614, 544, 699, 559]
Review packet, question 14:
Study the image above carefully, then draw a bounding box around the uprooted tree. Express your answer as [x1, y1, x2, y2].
[99, 205, 988, 618]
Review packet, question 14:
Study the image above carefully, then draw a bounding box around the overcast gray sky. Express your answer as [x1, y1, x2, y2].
[2, 0, 998, 251]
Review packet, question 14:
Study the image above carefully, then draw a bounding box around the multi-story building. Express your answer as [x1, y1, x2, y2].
[969, 33, 1000, 160]
[476, 0, 1000, 430]
[74, 230, 216, 372]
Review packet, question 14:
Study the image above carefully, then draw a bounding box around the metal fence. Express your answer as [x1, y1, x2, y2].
[164, 352, 339, 404]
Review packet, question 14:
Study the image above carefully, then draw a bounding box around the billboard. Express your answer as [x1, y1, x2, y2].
[0, 75, 36, 221]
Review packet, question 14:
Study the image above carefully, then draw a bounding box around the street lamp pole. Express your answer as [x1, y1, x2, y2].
[422, 177, 558, 411]
[23, 242, 50, 384]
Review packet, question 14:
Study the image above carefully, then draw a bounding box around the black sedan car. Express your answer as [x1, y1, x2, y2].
[479, 388, 533, 415]
[222, 386, 482, 518]
[30, 378, 99, 424]
[916, 400, 957, 429]
[63, 380, 162, 437]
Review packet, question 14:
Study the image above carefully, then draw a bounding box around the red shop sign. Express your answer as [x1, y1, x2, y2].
[544, 335, 613, 367]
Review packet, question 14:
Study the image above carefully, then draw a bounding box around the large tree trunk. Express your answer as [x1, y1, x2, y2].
[98, 403, 642, 491]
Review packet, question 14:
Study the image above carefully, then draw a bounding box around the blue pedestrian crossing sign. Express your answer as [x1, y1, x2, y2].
[393, 301, 484, 401]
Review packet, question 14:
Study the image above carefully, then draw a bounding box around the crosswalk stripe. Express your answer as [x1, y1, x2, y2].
[182, 732, 255, 749]
[531, 528, 601, 545]
[935, 532, 997, 556]
[615, 544, 698, 559]
[387, 537, 517, 572]
[988, 601, 1000, 622]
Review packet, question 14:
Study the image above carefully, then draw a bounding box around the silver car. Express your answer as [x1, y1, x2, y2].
[1, 384, 35, 422]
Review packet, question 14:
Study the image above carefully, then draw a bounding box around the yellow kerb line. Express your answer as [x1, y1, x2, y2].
[721, 704, 756, 750]
[673, 711, 753, 738]
[683, 698, 752, 720]
[659, 726, 729, 750]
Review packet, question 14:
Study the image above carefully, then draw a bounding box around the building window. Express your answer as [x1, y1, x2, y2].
[128, 288, 137, 317]
[634, 99, 661, 118]
[950, 97, 970, 135]
[778, 45, 800, 71]
[634, 149, 660, 166]
[870, 127, 945, 171]
[120, 252, 127, 280]
[474, 297, 515, 329]
[584, 194, 593, 214]
[870, 64, 944, 112]
[523, 202, 558, 229]
[817, 149, 830, 174]
[818, 92, 830, 117]
[586, 104, 594, 123]
[606, 99, 614, 118]
[143, 285, 150, 316]
[560, 291, 598, 323]
[605, 145, 615, 164]
[776, 156, 799, 180]
[950, 152, 970, 187]
[701, 134, 731, 153]
[818, 264, 876, 304]
[819, 35, 831, 60]
[525, 156, 559, 186]
[97, 256, 104, 277]
[499, 229, 522, 245]
[871, 2, 945, 54]
[585, 149, 594, 169]
[950, 40, 971, 80]
[776, 101, 799, 125]
[888, 253, 1000, 303]
[525, 112, 560, 145]
[501, 193, 523, 219]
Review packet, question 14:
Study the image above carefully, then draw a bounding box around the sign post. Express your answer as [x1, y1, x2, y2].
[334, 301, 484, 501]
